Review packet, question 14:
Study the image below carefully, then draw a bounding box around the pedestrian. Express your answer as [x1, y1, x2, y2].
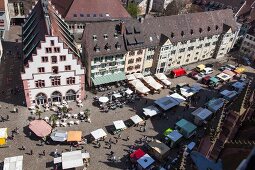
[108, 143, 112, 149]
[144, 121, 147, 126]
[30, 150, 33, 155]
[54, 149, 58, 156]
[98, 143, 101, 148]
[110, 151, 114, 156]
[29, 131, 32, 136]
[42, 150, 45, 156]
[115, 139, 118, 144]
[109, 138, 112, 144]
[126, 136, 130, 141]
[143, 126, 146, 132]
[6, 115, 9, 120]
[140, 126, 143, 132]
[118, 134, 121, 139]
[21, 145, 25, 150]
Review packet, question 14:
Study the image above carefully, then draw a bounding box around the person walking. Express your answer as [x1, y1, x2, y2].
[118, 134, 121, 139]
[126, 136, 130, 141]
[21, 145, 25, 150]
[30, 150, 33, 155]
[42, 150, 45, 156]
[115, 139, 118, 144]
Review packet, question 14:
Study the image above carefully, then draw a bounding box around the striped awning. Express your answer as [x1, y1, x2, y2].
[92, 72, 126, 86]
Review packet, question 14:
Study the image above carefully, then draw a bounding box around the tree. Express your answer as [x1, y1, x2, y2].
[59, 106, 68, 114]
[49, 114, 58, 127]
[35, 109, 43, 119]
[84, 109, 91, 118]
[127, 3, 141, 18]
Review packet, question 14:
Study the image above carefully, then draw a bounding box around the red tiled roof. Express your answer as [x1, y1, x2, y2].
[50, 0, 74, 18]
[0, 0, 5, 11]
[64, 0, 130, 22]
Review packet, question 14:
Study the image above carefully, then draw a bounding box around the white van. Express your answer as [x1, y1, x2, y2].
[202, 67, 213, 75]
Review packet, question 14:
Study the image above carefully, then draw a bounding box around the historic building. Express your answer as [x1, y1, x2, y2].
[21, 0, 85, 107]
[240, 28, 255, 58]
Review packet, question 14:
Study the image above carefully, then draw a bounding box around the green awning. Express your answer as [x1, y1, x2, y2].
[163, 128, 173, 136]
[210, 77, 219, 83]
[92, 72, 126, 86]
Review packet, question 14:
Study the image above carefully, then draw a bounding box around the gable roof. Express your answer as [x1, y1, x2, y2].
[236, 0, 255, 24]
[52, 0, 130, 22]
[22, 0, 80, 64]
[0, 0, 4, 11]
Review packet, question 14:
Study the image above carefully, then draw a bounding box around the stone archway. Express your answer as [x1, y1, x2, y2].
[65, 89, 76, 101]
[35, 93, 47, 106]
[51, 91, 62, 102]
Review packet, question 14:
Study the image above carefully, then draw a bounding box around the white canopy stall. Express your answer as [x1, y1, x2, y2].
[143, 105, 161, 117]
[99, 97, 109, 103]
[217, 73, 231, 81]
[126, 74, 136, 81]
[143, 76, 163, 90]
[4, 155, 23, 170]
[133, 73, 144, 79]
[50, 130, 68, 142]
[191, 107, 213, 125]
[130, 115, 144, 124]
[113, 120, 127, 130]
[155, 73, 171, 87]
[130, 79, 150, 94]
[91, 128, 107, 140]
[154, 96, 179, 111]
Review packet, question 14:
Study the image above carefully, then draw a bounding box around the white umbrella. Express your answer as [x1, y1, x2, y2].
[155, 73, 168, 80]
[130, 115, 143, 124]
[113, 93, 122, 98]
[125, 88, 133, 95]
[99, 97, 109, 103]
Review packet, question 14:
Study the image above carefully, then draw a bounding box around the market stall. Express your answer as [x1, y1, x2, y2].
[125, 88, 133, 95]
[223, 70, 236, 78]
[165, 130, 183, 147]
[4, 155, 23, 170]
[137, 154, 155, 170]
[126, 74, 136, 81]
[148, 140, 170, 160]
[206, 98, 225, 113]
[191, 107, 213, 126]
[234, 67, 245, 74]
[232, 81, 246, 93]
[143, 76, 163, 91]
[67, 131, 82, 142]
[130, 148, 146, 162]
[113, 120, 126, 134]
[50, 130, 67, 142]
[134, 73, 144, 79]
[91, 128, 107, 140]
[0, 128, 8, 145]
[155, 73, 171, 87]
[54, 150, 89, 169]
[175, 119, 197, 138]
[130, 115, 144, 125]
[143, 105, 161, 117]
[29, 120, 52, 138]
[220, 90, 238, 101]
[154, 96, 179, 111]
[216, 73, 231, 82]
[98, 97, 109, 103]
[170, 93, 186, 104]
[179, 86, 197, 98]
[130, 79, 150, 94]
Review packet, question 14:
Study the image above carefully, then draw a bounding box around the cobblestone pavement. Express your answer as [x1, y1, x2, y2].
[0, 26, 255, 170]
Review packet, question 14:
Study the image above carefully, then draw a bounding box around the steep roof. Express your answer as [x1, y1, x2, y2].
[61, 0, 130, 22]
[204, 0, 245, 12]
[0, 0, 5, 11]
[236, 0, 255, 24]
[22, 0, 80, 64]
[50, 0, 74, 18]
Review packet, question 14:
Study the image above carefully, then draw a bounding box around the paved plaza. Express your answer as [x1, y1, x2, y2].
[0, 27, 255, 170]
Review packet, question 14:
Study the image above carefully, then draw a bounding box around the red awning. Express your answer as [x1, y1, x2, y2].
[29, 120, 52, 137]
[130, 148, 145, 161]
[171, 68, 186, 76]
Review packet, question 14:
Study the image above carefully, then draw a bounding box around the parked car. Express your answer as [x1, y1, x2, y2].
[170, 68, 187, 78]
[202, 76, 211, 85]
[194, 73, 206, 81]
[196, 64, 205, 72]
[201, 67, 213, 75]
[205, 63, 214, 68]
[188, 70, 198, 78]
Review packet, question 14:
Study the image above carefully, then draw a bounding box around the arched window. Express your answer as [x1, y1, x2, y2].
[51, 91, 62, 102]
[66, 90, 76, 101]
[35, 93, 47, 105]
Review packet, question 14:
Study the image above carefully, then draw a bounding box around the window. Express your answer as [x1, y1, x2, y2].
[194, 57, 198, 60]
[65, 65, 71, 71]
[212, 41, 217, 45]
[188, 46, 194, 51]
[136, 57, 142, 62]
[177, 61, 180, 64]
[50, 40, 54, 46]
[160, 62, 165, 67]
[179, 48, 185, 53]
[127, 66, 133, 71]
[197, 44, 202, 49]
[51, 56, 57, 63]
[146, 55, 153, 60]
[73, 14, 77, 17]
[66, 77, 75, 85]
[41, 56, 48, 62]
[230, 38, 233, 42]
[199, 28, 203, 33]
[135, 65, 140, 69]
[52, 66, 58, 74]
[45, 47, 52, 53]
[205, 43, 210, 47]
[178, 56, 182, 59]
[103, 34, 108, 39]
[171, 50, 176, 55]
[137, 49, 143, 55]
[93, 35, 97, 41]
[128, 59, 134, 64]
[186, 59, 189, 62]
[35, 80, 45, 88]
[129, 51, 135, 56]
[38, 67, 45, 73]
[54, 47, 60, 53]
[51, 78, 61, 86]
[202, 55, 205, 58]
[196, 52, 199, 55]
[60, 55, 66, 61]
[190, 39, 196, 43]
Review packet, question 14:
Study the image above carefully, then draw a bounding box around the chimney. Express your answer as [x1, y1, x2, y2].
[120, 21, 125, 34]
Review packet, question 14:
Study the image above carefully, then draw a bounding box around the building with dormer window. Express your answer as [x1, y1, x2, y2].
[21, 0, 85, 107]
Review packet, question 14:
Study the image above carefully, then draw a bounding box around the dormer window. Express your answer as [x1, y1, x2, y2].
[171, 32, 174, 38]
[215, 25, 219, 30]
[95, 44, 100, 52]
[105, 43, 111, 51]
[114, 33, 118, 38]
[199, 28, 203, 33]
[181, 31, 184, 37]
[207, 26, 211, 32]
[190, 29, 194, 35]
[93, 35, 97, 41]
[73, 14, 77, 17]
[116, 42, 121, 50]
[104, 34, 108, 39]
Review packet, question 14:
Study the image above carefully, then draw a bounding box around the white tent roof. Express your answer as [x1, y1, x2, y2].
[91, 128, 107, 140]
[99, 97, 109, 103]
[125, 88, 133, 95]
[191, 107, 212, 120]
[143, 76, 155, 84]
[143, 76, 163, 90]
[136, 86, 150, 94]
[137, 154, 155, 169]
[180, 87, 196, 98]
[113, 120, 126, 130]
[161, 79, 171, 86]
[133, 73, 144, 79]
[166, 130, 183, 142]
[130, 79, 145, 88]
[170, 93, 186, 103]
[0, 128, 7, 138]
[113, 93, 122, 98]
[154, 96, 179, 111]
[130, 115, 143, 124]
[50, 130, 67, 142]
[149, 82, 163, 90]
[4, 155, 23, 170]
[217, 73, 231, 81]
[126, 74, 136, 81]
[61, 151, 83, 169]
[143, 105, 160, 117]
[155, 73, 168, 80]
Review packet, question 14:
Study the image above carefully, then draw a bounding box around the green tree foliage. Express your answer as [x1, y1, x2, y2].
[127, 3, 140, 18]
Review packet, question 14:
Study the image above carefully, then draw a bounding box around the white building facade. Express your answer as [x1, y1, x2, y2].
[21, 37, 85, 107]
[240, 32, 255, 58]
